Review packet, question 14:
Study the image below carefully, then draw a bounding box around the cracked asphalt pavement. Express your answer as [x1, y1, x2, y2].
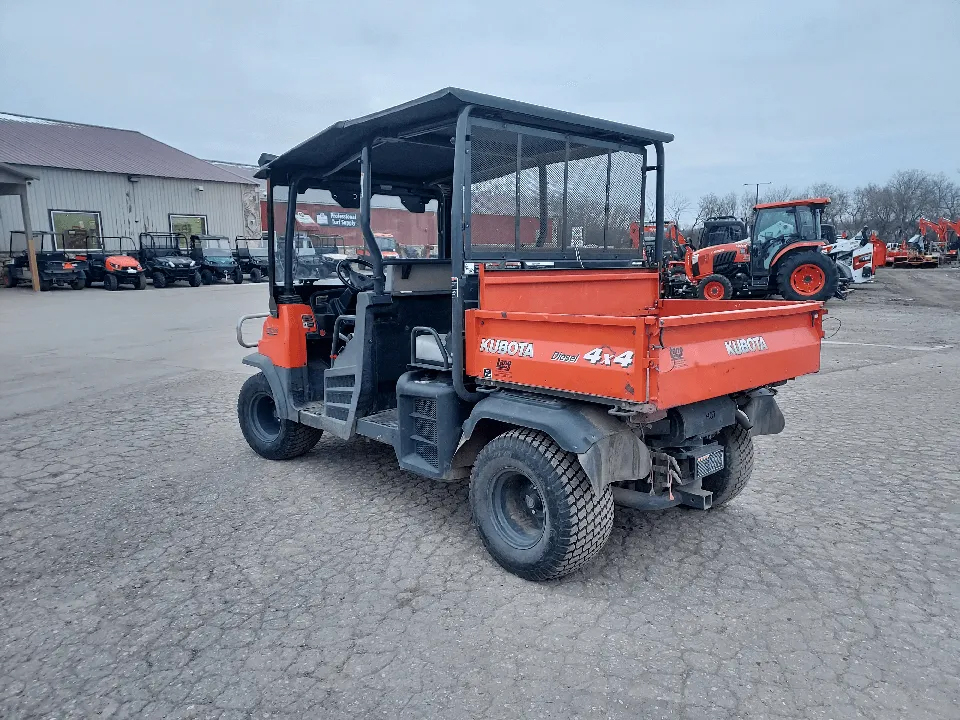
[1, 271, 958, 719]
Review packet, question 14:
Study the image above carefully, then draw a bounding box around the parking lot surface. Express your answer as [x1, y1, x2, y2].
[1, 272, 959, 719]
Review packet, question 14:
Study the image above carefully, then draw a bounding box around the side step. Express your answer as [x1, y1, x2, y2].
[356, 408, 399, 447]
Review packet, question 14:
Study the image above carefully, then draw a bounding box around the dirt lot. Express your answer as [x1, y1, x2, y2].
[1, 270, 958, 719]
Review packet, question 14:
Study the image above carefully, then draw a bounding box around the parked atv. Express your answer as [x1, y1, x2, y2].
[3, 231, 86, 291]
[137, 232, 201, 288]
[233, 237, 269, 282]
[190, 235, 243, 285]
[65, 234, 147, 290]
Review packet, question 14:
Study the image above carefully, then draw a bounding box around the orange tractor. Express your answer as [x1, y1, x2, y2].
[235, 89, 825, 580]
[682, 198, 840, 301]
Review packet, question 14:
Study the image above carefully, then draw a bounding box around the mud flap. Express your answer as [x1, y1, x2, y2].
[742, 389, 785, 436]
[577, 428, 653, 496]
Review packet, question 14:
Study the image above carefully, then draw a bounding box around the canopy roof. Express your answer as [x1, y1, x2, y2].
[257, 88, 673, 189]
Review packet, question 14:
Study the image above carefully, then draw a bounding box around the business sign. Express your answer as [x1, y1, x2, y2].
[316, 211, 358, 228]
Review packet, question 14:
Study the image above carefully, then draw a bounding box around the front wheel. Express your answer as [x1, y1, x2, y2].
[697, 274, 733, 300]
[778, 251, 838, 302]
[200, 269, 213, 285]
[702, 424, 754, 507]
[39, 279, 52, 292]
[104, 273, 119, 291]
[136, 273, 147, 290]
[152, 271, 167, 288]
[232, 268, 243, 284]
[249, 267, 263, 283]
[470, 429, 614, 581]
[238, 373, 322, 460]
[5, 272, 17, 288]
[189, 270, 202, 287]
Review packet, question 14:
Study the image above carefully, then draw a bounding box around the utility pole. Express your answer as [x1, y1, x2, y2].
[744, 181, 772, 207]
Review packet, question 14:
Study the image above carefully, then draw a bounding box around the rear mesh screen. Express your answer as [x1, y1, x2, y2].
[468, 124, 647, 261]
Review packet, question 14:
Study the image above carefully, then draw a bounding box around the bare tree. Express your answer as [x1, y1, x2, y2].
[666, 194, 692, 226]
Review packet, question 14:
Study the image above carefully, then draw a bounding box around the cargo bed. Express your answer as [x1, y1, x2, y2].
[465, 269, 824, 410]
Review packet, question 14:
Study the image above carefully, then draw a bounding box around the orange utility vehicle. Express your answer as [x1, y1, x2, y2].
[235, 89, 825, 581]
[885, 219, 943, 268]
[683, 198, 839, 301]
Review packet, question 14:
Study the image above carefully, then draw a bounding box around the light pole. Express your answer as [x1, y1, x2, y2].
[744, 181, 772, 207]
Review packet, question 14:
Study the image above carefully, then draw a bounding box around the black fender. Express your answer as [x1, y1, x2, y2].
[241, 353, 295, 421]
[741, 388, 785, 436]
[456, 393, 651, 494]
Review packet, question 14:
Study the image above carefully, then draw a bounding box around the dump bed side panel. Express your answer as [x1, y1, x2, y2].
[651, 303, 823, 409]
[465, 310, 648, 403]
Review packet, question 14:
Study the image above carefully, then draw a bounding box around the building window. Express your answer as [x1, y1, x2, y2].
[50, 210, 102, 248]
[169, 214, 207, 245]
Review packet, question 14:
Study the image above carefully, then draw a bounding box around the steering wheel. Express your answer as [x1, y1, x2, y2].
[336, 257, 376, 293]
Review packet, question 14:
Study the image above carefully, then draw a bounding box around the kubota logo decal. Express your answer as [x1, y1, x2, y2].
[480, 338, 535, 358]
[724, 336, 768, 356]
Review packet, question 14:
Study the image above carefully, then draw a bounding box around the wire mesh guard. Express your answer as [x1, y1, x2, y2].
[468, 125, 647, 260]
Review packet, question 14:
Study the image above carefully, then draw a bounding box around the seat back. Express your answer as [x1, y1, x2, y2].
[385, 261, 452, 294]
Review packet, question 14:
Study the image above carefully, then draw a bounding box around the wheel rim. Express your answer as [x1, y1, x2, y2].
[490, 469, 545, 549]
[249, 392, 281, 441]
[790, 263, 826, 295]
[703, 280, 725, 300]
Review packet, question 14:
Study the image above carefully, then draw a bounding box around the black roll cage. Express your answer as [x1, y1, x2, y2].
[259, 91, 669, 401]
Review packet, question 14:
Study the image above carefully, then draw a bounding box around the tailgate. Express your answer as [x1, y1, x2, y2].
[651, 299, 824, 409]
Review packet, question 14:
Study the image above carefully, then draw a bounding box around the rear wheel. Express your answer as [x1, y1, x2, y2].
[702, 424, 754, 507]
[136, 273, 147, 290]
[232, 268, 243, 284]
[104, 273, 119, 291]
[249, 267, 263, 283]
[4, 272, 16, 288]
[469, 429, 614, 581]
[152, 271, 167, 288]
[238, 373, 322, 460]
[696, 274, 733, 300]
[778, 251, 837, 301]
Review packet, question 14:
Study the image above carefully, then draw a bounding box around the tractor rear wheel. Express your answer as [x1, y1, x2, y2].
[697, 274, 733, 300]
[469, 428, 614, 581]
[238, 373, 322, 460]
[152, 271, 167, 288]
[778, 251, 837, 302]
[702, 424, 754, 507]
[104, 273, 119, 291]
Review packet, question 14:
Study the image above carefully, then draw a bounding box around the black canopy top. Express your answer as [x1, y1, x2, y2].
[256, 88, 674, 189]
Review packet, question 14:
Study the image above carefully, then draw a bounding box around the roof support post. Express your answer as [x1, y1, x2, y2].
[360, 143, 385, 295]
[653, 140, 665, 268]
[19, 187, 39, 292]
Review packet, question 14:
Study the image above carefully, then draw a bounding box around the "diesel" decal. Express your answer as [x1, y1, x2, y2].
[724, 336, 768, 356]
[480, 338, 535, 358]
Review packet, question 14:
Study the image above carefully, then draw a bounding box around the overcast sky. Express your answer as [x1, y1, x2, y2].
[2, 0, 958, 220]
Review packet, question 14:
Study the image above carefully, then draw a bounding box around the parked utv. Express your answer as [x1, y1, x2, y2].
[234, 237, 269, 282]
[189, 235, 243, 284]
[236, 89, 825, 581]
[137, 232, 201, 288]
[3, 231, 86, 291]
[63, 233, 147, 290]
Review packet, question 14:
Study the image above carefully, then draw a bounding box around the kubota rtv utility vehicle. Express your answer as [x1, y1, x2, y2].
[189, 235, 244, 285]
[137, 233, 201, 288]
[4, 231, 87, 291]
[236, 89, 825, 580]
[63, 233, 147, 290]
[685, 198, 840, 301]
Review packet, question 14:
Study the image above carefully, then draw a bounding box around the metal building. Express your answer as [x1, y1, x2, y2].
[0, 112, 260, 252]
